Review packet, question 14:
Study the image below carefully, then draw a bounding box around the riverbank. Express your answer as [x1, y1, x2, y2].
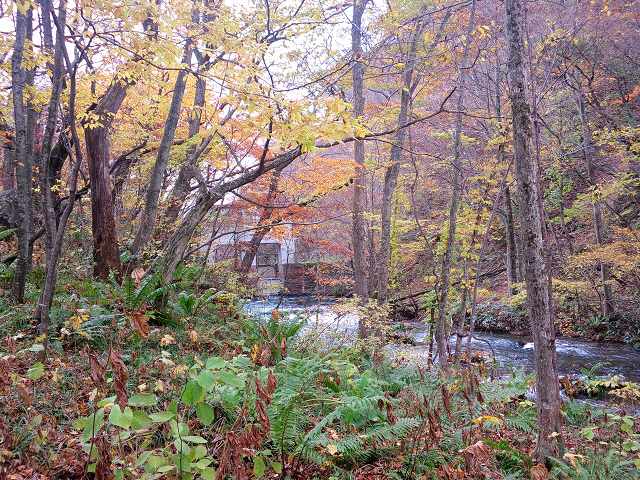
[472, 300, 640, 347]
[244, 297, 640, 382]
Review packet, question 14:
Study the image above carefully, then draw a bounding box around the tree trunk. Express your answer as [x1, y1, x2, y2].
[377, 22, 422, 302]
[576, 90, 613, 317]
[238, 169, 283, 274]
[467, 175, 510, 351]
[0, 119, 14, 191]
[504, 0, 563, 461]
[494, 59, 519, 295]
[36, 0, 75, 340]
[504, 185, 519, 293]
[165, 68, 207, 226]
[435, 0, 476, 370]
[11, 6, 34, 302]
[351, 0, 369, 302]
[84, 80, 130, 278]
[131, 42, 192, 258]
[157, 146, 303, 283]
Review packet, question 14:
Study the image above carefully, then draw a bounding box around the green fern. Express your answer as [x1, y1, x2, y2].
[505, 403, 537, 433]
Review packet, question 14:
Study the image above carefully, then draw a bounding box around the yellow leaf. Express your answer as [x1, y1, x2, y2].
[472, 415, 503, 426]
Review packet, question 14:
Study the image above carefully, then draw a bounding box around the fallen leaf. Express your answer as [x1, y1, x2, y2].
[530, 464, 549, 480]
[131, 267, 145, 287]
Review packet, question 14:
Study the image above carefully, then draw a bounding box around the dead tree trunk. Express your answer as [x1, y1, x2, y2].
[576, 90, 614, 317]
[11, 6, 34, 302]
[157, 146, 303, 283]
[84, 80, 131, 278]
[435, 0, 476, 370]
[504, 0, 563, 461]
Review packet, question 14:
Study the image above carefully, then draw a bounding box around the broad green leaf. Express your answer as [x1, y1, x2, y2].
[182, 435, 208, 444]
[580, 426, 596, 441]
[149, 411, 176, 423]
[135, 451, 152, 467]
[196, 403, 215, 426]
[97, 395, 117, 408]
[197, 370, 215, 390]
[201, 467, 216, 480]
[194, 445, 207, 459]
[253, 455, 266, 478]
[144, 454, 169, 474]
[205, 356, 225, 369]
[219, 371, 244, 388]
[131, 409, 152, 429]
[109, 405, 134, 429]
[27, 362, 45, 380]
[80, 408, 105, 441]
[194, 458, 212, 468]
[182, 380, 205, 405]
[128, 393, 158, 407]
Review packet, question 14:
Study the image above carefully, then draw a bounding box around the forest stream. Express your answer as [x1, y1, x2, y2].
[245, 296, 640, 382]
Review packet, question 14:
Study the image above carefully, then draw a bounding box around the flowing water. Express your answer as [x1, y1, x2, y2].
[244, 297, 640, 382]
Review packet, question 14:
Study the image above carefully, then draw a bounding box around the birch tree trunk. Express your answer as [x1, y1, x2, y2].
[504, 0, 563, 461]
[351, 0, 369, 301]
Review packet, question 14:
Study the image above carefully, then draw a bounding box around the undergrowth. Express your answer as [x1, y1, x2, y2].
[1, 268, 640, 479]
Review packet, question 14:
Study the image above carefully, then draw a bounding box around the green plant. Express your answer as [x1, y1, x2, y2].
[563, 400, 598, 427]
[485, 439, 530, 476]
[505, 400, 537, 433]
[551, 449, 640, 479]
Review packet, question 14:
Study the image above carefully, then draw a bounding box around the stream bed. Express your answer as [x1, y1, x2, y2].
[244, 297, 640, 382]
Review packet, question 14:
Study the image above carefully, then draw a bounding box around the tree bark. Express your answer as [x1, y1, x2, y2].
[238, 168, 283, 274]
[504, 185, 519, 292]
[157, 145, 303, 283]
[377, 21, 422, 302]
[435, 0, 476, 370]
[36, 0, 76, 340]
[131, 41, 192, 258]
[0, 119, 14, 191]
[84, 79, 130, 278]
[576, 90, 614, 317]
[504, 0, 563, 461]
[165, 72, 207, 226]
[351, 0, 369, 301]
[11, 6, 34, 302]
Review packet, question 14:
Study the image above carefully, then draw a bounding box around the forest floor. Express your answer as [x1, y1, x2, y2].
[1, 280, 640, 479]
